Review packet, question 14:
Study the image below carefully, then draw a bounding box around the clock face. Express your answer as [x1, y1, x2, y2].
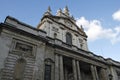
[79, 39, 83, 43]
[65, 20, 72, 27]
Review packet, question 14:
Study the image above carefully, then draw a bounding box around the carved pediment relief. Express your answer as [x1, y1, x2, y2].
[44, 58, 54, 65]
[15, 42, 33, 54]
[45, 58, 54, 63]
[11, 39, 36, 57]
[64, 20, 72, 27]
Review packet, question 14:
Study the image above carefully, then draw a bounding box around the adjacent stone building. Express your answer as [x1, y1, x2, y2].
[0, 7, 120, 80]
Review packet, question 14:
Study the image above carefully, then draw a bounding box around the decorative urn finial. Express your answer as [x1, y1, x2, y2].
[44, 6, 52, 16]
[63, 6, 69, 16]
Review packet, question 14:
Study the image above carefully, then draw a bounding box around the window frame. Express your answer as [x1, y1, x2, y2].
[66, 32, 72, 45]
[44, 64, 51, 80]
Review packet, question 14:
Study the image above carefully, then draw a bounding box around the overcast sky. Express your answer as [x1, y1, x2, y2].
[0, 0, 120, 61]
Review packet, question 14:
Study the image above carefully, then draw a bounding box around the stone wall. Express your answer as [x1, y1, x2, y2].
[0, 14, 120, 80]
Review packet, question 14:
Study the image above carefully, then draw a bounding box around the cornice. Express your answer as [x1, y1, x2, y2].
[5, 16, 46, 33]
[0, 23, 48, 42]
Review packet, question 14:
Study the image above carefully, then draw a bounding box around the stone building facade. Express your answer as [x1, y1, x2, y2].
[0, 7, 120, 80]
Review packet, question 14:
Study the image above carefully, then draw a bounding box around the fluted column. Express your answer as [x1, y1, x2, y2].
[91, 65, 99, 80]
[55, 54, 59, 80]
[76, 61, 81, 80]
[72, 59, 77, 80]
[60, 55, 64, 80]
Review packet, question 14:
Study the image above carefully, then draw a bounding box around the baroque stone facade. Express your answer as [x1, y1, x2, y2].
[0, 7, 120, 80]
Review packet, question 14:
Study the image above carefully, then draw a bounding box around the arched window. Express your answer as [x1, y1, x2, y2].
[66, 32, 72, 45]
[14, 58, 26, 80]
[54, 33, 57, 38]
[44, 58, 54, 80]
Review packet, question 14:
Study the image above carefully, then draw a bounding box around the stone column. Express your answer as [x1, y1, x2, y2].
[91, 65, 96, 80]
[55, 54, 59, 80]
[60, 55, 64, 80]
[94, 66, 99, 80]
[72, 59, 77, 80]
[100, 68, 108, 80]
[91, 65, 99, 80]
[76, 61, 81, 80]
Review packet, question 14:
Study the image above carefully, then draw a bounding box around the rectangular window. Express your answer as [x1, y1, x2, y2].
[44, 65, 51, 80]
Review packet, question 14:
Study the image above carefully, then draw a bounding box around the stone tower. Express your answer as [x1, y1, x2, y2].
[37, 6, 88, 51]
